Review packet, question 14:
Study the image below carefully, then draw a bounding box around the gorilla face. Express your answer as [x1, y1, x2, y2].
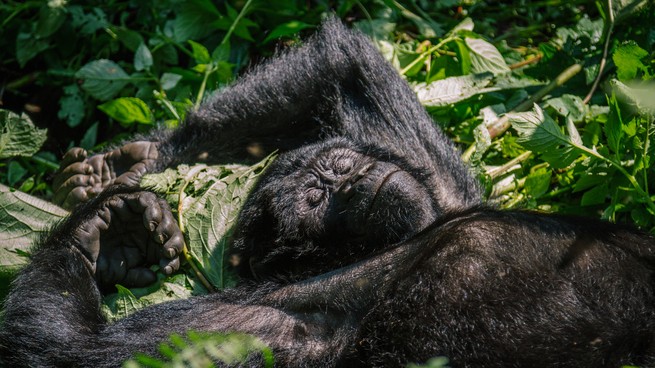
[231, 138, 437, 280]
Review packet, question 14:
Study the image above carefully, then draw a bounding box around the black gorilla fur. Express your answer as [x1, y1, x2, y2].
[2, 18, 655, 367]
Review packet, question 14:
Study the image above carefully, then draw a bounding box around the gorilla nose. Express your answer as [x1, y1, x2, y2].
[335, 162, 374, 202]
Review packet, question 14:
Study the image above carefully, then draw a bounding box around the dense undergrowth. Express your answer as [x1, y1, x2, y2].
[1, 0, 654, 366]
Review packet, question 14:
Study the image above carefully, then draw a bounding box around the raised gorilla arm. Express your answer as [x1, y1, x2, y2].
[0, 185, 444, 367]
[53, 18, 480, 210]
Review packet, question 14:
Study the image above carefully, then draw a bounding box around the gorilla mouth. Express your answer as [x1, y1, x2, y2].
[365, 169, 403, 215]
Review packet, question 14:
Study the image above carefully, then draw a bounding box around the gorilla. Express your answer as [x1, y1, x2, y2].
[2, 18, 655, 368]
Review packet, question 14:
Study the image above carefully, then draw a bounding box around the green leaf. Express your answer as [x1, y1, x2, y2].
[188, 40, 211, 64]
[0, 110, 47, 159]
[134, 43, 153, 71]
[606, 93, 624, 154]
[35, 5, 67, 39]
[160, 73, 183, 90]
[465, 37, 510, 75]
[414, 73, 494, 107]
[0, 184, 68, 269]
[173, 0, 221, 42]
[613, 42, 648, 81]
[506, 104, 581, 168]
[125, 332, 274, 367]
[58, 84, 85, 128]
[212, 41, 231, 62]
[263, 21, 313, 43]
[448, 17, 474, 36]
[544, 94, 586, 123]
[7, 162, 27, 186]
[80, 122, 99, 150]
[113, 27, 145, 51]
[102, 274, 192, 321]
[143, 155, 276, 289]
[98, 97, 154, 126]
[581, 183, 609, 206]
[611, 79, 655, 115]
[525, 168, 551, 199]
[75, 60, 131, 101]
[15, 32, 49, 67]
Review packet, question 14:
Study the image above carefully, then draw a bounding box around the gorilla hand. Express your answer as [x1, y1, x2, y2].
[53, 141, 159, 210]
[72, 189, 184, 291]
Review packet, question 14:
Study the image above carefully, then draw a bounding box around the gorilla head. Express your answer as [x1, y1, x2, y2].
[231, 137, 438, 280]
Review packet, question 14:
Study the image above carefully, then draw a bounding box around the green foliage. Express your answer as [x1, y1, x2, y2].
[142, 155, 275, 292]
[0, 110, 47, 159]
[124, 331, 274, 368]
[0, 184, 68, 301]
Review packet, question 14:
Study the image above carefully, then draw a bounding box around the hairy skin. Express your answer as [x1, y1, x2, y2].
[52, 17, 480, 212]
[3, 18, 655, 368]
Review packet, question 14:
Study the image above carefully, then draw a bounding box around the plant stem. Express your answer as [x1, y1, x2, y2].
[400, 36, 455, 75]
[583, 0, 614, 104]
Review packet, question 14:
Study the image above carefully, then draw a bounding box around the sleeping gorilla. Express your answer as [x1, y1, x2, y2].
[2, 18, 655, 368]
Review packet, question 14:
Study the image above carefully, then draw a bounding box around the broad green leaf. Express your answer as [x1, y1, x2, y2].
[58, 84, 85, 128]
[134, 43, 153, 71]
[544, 94, 586, 123]
[160, 73, 183, 90]
[98, 97, 154, 126]
[524, 168, 551, 199]
[613, 42, 648, 81]
[173, 0, 221, 42]
[76, 60, 131, 101]
[189, 40, 211, 64]
[0, 110, 47, 159]
[142, 155, 276, 289]
[0, 184, 68, 270]
[212, 41, 231, 62]
[465, 37, 510, 75]
[15, 32, 49, 67]
[506, 104, 581, 168]
[102, 285, 148, 322]
[7, 162, 27, 186]
[414, 73, 494, 107]
[102, 274, 192, 321]
[611, 79, 655, 115]
[263, 21, 313, 43]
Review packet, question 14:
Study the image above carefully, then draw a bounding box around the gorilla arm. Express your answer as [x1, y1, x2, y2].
[53, 18, 479, 210]
[0, 185, 443, 367]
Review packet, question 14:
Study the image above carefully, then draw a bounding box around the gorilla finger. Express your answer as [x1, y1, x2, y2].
[61, 187, 90, 210]
[123, 268, 157, 288]
[142, 201, 163, 233]
[160, 257, 180, 276]
[60, 147, 87, 168]
[107, 196, 135, 221]
[153, 206, 176, 245]
[53, 162, 92, 190]
[162, 231, 185, 260]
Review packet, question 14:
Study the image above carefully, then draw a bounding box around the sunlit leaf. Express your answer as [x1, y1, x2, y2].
[0, 110, 47, 159]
